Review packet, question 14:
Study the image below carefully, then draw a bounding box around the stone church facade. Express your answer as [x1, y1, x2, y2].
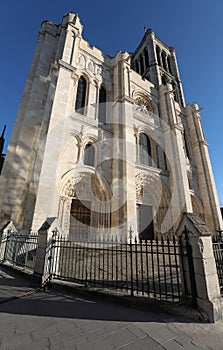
[0, 13, 222, 240]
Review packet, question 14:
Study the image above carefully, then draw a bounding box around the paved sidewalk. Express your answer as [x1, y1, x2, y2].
[0, 265, 223, 350]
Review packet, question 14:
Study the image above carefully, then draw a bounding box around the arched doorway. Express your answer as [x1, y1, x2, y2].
[60, 170, 111, 241]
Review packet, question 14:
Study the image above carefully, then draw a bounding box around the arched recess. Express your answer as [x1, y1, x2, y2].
[84, 143, 95, 167]
[135, 173, 172, 239]
[167, 56, 172, 75]
[59, 169, 112, 241]
[156, 46, 161, 66]
[138, 133, 152, 166]
[136, 124, 157, 168]
[161, 51, 168, 71]
[156, 143, 168, 171]
[98, 86, 107, 123]
[144, 48, 150, 69]
[82, 134, 98, 167]
[191, 194, 205, 221]
[75, 75, 87, 114]
[140, 55, 144, 74]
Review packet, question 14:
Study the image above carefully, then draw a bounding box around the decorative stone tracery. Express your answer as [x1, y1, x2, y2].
[77, 54, 86, 67]
[135, 172, 162, 206]
[135, 96, 153, 116]
[59, 169, 111, 238]
[76, 53, 112, 84]
[133, 93, 156, 121]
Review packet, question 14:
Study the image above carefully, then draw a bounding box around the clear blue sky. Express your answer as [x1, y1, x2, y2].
[0, 0, 222, 206]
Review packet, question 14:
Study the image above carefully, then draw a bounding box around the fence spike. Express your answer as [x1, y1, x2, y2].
[129, 226, 133, 243]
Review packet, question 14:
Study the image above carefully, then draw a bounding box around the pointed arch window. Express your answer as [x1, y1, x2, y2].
[171, 81, 179, 102]
[144, 48, 149, 69]
[75, 76, 87, 114]
[98, 86, 107, 123]
[84, 143, 95, 167]
[140, 55, 144, 74]
[156, 144, 167, 171]
[139, 133, 152, 166]
[156, 46, 161, 66]
[167, 56, 172, 75]
[161, 51, 168, 71]
[183, 131, 191, 159]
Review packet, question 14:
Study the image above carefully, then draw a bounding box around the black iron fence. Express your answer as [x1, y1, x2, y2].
[44, 234, 190, 303]
[0, 232, 38, 271]
[0, 229, 199, 305]
[212, 229, 223, 295]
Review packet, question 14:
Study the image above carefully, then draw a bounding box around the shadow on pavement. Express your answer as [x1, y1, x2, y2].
[0, 264, 203, 324]
[0, 288, 200, 324]
[0, 264, 37, 285]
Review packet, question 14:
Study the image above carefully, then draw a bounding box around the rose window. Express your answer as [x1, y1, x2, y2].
[135, 97, 152, 117]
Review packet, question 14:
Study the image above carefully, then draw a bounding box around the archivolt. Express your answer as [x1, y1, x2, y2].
[60, 168, 111, 202]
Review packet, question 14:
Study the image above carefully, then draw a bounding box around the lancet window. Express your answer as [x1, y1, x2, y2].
[75, 76, 87, 114]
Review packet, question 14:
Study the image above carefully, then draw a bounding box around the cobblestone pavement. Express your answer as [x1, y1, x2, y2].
[0, 265, 223, 350]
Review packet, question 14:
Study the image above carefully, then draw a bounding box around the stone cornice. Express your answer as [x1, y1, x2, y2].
[113, 96, 134, 104]
[58, 59, 76, 72]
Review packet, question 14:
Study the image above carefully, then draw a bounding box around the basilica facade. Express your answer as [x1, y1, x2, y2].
[0, 13, 222, 240]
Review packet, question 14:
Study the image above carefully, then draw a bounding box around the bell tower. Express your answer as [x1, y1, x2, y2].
[131, 29, 185, 107]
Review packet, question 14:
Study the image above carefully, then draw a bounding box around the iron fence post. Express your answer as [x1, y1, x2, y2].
[13, 240, 19, 265]
[24, 246, 28, 268]
[129, 227, 134, 297]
